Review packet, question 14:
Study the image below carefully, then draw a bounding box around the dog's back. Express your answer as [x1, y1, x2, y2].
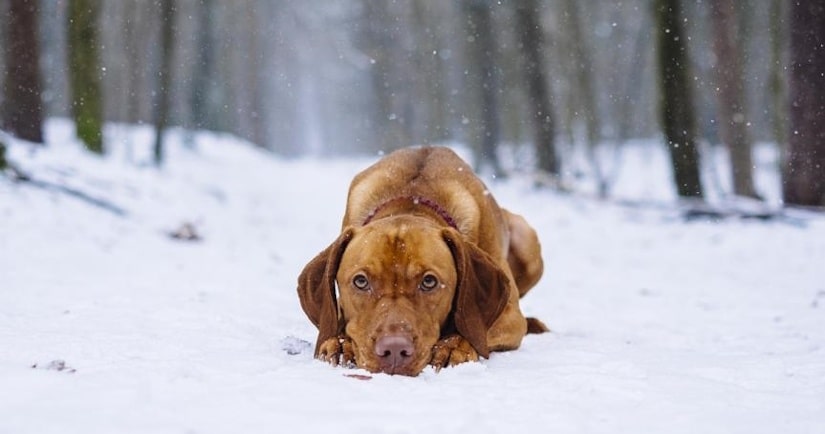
[343, 146, 508, 258]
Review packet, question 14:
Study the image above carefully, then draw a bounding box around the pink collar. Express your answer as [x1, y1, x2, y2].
[362, 196, 458, 230]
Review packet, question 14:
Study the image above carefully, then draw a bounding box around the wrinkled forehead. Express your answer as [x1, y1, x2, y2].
[340, 218, 456, 279]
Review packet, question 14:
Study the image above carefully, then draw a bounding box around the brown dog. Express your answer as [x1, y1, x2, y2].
[297, 146, 547, 376]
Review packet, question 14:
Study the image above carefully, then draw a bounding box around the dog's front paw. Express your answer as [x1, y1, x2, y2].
[317, 335, 356, 367]
[430, 335, 479, 372]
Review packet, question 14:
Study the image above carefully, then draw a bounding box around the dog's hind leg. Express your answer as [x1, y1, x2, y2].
[503, 209, 544, 298]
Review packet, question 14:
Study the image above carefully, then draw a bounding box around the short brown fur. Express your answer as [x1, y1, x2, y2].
[297, 147, 547, 376]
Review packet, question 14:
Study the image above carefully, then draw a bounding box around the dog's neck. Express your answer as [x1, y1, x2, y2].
[362, 196, 459, 230]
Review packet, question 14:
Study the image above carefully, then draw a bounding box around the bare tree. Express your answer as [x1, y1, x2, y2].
[461, 0, 504, 177]
[564, 0, 606, 195]
[121, 1, 150, 126]
[514, 0, 559, 177]
[189, 0, 216, 131]
[783, 1, 825, 207]
[0, 140, 7, 171]
[768, 0, 788, 152]
[409, 0, 452, 146]
[654, 0, 704, 198]
[3, 0, 44, 143]
[359, 1, 412, 153]
[709, 0, 758, 198]
[67, 0, 104, 154]
[153, 0, 176, 166]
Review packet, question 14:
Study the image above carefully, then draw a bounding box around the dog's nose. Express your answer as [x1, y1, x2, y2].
[374, 334, 414, 373]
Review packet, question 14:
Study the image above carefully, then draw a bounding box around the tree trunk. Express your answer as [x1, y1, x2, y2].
[784, 1, 825, 207]
[67, 0, 104, 154]
[360, 1, 412, 153]
[153, 0, 175, 167]
[769, 0, 788, 158]
[654, 0, 704, 198]
[514, 0, 559, 176]
[189, 0, 215, 131]
[709, 0, 758, 198]
[3, 0, 44, 143]
[564, 0, 605, 196]
[0, 141, 7, 171]
[410, 1, 450, 145]
[462, 0, 503, 177]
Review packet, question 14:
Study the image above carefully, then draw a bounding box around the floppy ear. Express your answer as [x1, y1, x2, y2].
[297, 228, 354, 356]
[442, 228, 510, 358]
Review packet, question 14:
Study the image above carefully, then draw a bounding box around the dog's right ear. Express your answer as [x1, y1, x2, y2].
[297, 227, 354, 355]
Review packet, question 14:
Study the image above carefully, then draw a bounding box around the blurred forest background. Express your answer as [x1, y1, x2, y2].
[1, 0, 823, 206]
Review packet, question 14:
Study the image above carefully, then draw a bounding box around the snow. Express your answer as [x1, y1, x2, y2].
[2, 119, 824, 434]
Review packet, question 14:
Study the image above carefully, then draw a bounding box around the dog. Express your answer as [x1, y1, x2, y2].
[297, 146, 547, 376]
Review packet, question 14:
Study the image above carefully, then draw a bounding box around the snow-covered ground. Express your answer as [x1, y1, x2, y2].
[1, 120, 823, 434]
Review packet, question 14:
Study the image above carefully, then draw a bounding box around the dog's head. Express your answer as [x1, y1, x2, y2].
[297, 215, 509, 376]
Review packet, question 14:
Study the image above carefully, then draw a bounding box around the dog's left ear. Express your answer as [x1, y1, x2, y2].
[442, 228, 510, 358]
[297, 228, 354, 355]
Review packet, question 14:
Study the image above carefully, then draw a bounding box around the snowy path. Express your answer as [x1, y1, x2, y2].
[1, 124, 823, 433]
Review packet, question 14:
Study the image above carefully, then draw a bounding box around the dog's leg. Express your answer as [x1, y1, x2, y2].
[485, 287, 528, 351]
[317, 335, 356, 367]
[430, 335, 479, 371]
[503, 209, 543, 298]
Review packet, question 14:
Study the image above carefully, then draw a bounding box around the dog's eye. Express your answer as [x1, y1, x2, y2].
[420, 274, 439, 291]
[352, 274, 370, 291]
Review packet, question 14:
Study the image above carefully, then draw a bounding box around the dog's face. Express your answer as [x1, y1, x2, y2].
[335, 216, 458, 375]
[297, 216, 510, 376]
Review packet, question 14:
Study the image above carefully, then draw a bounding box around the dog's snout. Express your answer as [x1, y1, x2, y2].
[374, 334, 414, 374]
